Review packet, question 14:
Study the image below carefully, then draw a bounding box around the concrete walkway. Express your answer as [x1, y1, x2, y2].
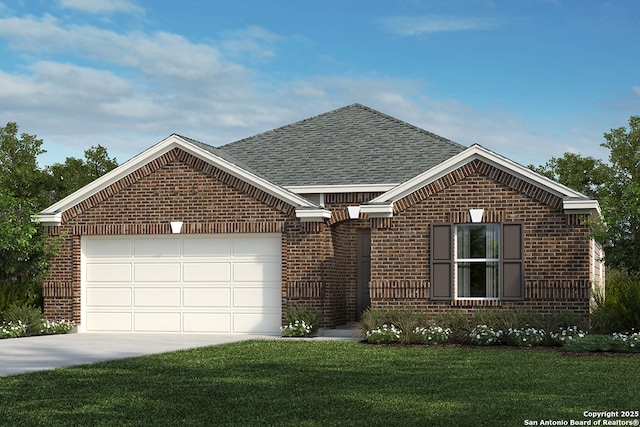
[0, 333, 272, 377]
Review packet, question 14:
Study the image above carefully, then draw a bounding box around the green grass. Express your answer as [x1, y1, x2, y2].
[1, 340, 638, 426]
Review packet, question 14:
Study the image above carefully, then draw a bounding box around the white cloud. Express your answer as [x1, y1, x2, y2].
[59, 0, 143, 15]
[633, 86, 640, 97]
[380, 15, 498, 36]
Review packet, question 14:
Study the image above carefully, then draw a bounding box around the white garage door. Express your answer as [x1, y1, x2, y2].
[81, 234, 282, 334]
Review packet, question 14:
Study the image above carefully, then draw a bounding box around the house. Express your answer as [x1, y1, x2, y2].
[37, 104, 603, 334]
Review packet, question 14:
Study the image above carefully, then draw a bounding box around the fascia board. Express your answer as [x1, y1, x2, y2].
[563, 199, 601, 217]
[370, 144, 587, 204]
[285, 184, 399, 194]
[359, 204, 394, 218]
[295, 208, 332, 222]
[37, 135, 316, 224]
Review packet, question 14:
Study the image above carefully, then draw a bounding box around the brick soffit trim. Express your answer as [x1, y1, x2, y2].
[392, 159, 564, 214]
[38, 135, 318, 226]
[59, 148, 297, 223]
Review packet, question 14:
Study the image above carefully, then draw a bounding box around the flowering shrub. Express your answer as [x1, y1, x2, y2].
[281, 320, 313, 337]
[504, 327, 546, 347]
[610, 331, 640, 352]
[40, 319, 76, 336]
[414, 326, 452, 345]
[0, 321, 28, 339]
[366, 323, 401, 344]
[549, 326, 587, 345]
[468, 325, 504, 346]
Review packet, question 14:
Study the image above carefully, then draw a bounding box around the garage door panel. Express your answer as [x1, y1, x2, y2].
[86, 312, 132, 332]
[183, 262, 231, 282]
[85, 239, 131, 257]
[184, 313, 231, 333]
[233, 262, 280, 282]
[86, 263, 132, 283]
[87, 287, 132, 307]
[134, 313, 181, 332]
[134, 288, 181, 307]
[134, 238, 180, 257]
[233, 236, 280, 256]
[134, 263, 181, 282]
[183, 238, 231, 257]
[233, 313, 281, 334]
[184, 288, 231, 307]
[83, 234, 281, 334]
[234, 287, 281, 308]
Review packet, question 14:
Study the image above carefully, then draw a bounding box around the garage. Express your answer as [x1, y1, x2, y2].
[81, 234, 282, 334]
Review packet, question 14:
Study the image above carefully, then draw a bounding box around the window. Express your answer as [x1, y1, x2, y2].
[455, 224, 500, 299]
[430, 222, 523, 302]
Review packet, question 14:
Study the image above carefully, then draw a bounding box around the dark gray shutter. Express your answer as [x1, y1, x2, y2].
[501, 223, 523, 300]
[430, 224, 453, 300]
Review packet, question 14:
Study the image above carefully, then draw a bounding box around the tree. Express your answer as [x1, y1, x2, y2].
[0, 122, 50, 209]
[529, 152, 611, 200]
[595, 116, 640, 273]
[47, 144, 118, 201]
[0, 122, 118, 313]
[0, 190, 50, 310]
[531, 116, 640, 274]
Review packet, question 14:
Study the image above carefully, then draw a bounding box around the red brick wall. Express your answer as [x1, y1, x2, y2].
[43, 148, 300, 326]
[369, 160, 595, 323]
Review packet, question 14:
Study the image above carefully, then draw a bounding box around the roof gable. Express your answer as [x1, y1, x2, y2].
[361, 144, 600, 217]
[38, 135, 328, 226]
[217, 104, 467, 188]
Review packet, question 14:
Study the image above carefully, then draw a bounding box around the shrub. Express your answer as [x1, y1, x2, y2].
[3, 304, 43, 336]
[591, 269, 640, 333]
[0, 280, 42, 321]
[468, 325, 504, 346]
[365, 324, 401, 344]
[610, 331, 640, 352]
[504, 327, 546, 347]
[39, 319, 75, 336]
[0, 321, 28, 339]
[548, 326, 587, 346]
[356, 308, 396, 338]
[414, 326, 452, 345]
[284, 305, 321, 334]
[434, 311, 470, 344]
[392, 309, 428, 345]
[562, 334, 622, 353]
[281, 320, 313, 337]
[473, 308, 540, 331]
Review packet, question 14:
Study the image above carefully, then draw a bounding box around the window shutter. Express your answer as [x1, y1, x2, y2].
[501, 223, 523, 300]
[430, 224, 453, 300]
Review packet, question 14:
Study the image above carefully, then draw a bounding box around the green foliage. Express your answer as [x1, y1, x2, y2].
[0, 279, 42, 319]
[2, 340, 639, 426]
[471, 307, 540, 331]
[39, 319, 75, 335]
[356, 308, 395, 337]
[391, 309, 429, 345]
[414, 326, 452, 345]
[280, 320, 312, 337]
[284, 305, 321, 334]
[591, 269, 640, 333]
[0, 122, 50, 208]
[3, 304, 43, 336]
[562, 334, 631, 353]
[529, 152, 610, 200]
[433, 310, 471, 343]
[47, 144, 118, 202]
[365, 323, 401, 344]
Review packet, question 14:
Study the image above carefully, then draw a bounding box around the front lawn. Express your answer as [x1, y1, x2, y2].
[0, 340, 638, 426]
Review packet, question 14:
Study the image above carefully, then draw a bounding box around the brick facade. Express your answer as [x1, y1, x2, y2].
[42, 149, 601, 330]
[368, 159, 601, 324]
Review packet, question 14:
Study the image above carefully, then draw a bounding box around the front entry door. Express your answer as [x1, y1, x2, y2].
[356, 229, 371, 319]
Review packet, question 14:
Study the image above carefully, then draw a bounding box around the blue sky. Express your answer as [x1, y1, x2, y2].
[0, 0, 638, 168]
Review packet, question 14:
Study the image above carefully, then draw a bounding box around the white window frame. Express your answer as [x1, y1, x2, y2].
[454, 223, 501, 300]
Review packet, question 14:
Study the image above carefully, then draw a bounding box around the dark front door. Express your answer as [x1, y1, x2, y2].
[356, 228, 371, 319]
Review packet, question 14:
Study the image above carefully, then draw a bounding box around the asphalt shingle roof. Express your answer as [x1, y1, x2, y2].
[213, 104, 467, 187]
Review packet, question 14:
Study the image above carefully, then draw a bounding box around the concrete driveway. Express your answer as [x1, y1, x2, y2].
[0, 333, 272, 377]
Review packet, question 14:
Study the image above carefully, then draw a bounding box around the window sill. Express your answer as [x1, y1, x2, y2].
[451, 299, 503, 307]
